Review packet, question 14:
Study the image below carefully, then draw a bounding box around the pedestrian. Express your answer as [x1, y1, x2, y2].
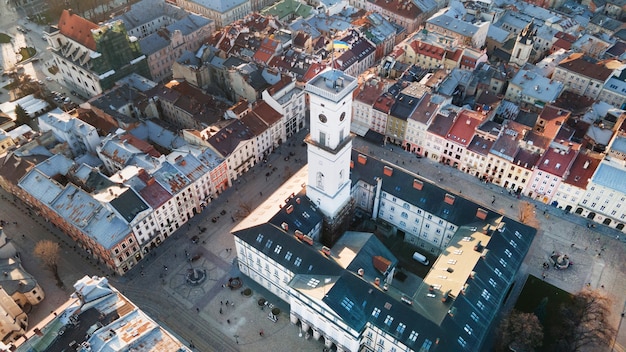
[221, 300, 223, 305]
[226, 300, 229, 305]
[571, 243, 575, 248]
[542, 273, 546, 280]
[219, 307, 223, 314]
[259, 329, 264, 337]
[196, 307, 199, 313]
[227, 319, 230, 324]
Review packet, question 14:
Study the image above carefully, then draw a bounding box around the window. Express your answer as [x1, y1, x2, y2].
[285, 251, 293, 261]
[470, 312, 479, 322]
[396, 323, 406, 334]
[341, 297, 354, 311]
[372, 307, 381, 317]
[256, 234, 264, 243]
[294, 257, 302, 266]
[274, 245, 282, 254]
[464, 324, 473, 335]
[409, 331, 418, 342]
[316, 172, 324, 190]
[384, 315, 394, 326]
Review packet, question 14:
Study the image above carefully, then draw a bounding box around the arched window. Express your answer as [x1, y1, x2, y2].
[316, 172, 324, 190]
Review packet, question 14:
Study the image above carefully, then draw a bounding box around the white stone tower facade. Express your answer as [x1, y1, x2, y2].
[304, 69, 357, 219]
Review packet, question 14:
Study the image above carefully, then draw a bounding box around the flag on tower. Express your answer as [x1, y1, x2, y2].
[332, 40, 350, 50]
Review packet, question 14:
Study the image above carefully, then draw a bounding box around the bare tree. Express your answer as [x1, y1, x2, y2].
[554, 289, 616, 352]
[518, 201, 540, 228]
[496, 310, 543, 352]
[238, 202, 253, 218]
[34, 240, 63, 287]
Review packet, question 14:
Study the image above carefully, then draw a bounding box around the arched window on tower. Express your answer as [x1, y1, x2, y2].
[317, 172, 324, 191]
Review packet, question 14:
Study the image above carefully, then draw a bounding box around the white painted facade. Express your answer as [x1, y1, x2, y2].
[305, 70, 357, 219]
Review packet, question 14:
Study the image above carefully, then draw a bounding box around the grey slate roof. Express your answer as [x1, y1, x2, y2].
[592, 162, 626, 194]
[110, 0, 187, 31]
[189, 0, 248, 12]
[139, 32, 170, 55]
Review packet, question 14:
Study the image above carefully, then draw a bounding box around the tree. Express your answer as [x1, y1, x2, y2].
[34, 240, 63, 287]
[554, 289, 616, 352]
[518, 201, 540, 228]
[14, 104, 30, 126]
[238, 202, 253, 218]
[496, 310, 544, 352]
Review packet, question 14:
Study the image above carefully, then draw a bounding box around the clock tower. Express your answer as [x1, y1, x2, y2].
[305, 69, 357, 224]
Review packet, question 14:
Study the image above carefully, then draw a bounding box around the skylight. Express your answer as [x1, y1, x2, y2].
[307, 278, 320, 287]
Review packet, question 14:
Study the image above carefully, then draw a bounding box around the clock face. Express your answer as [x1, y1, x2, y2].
[340, 112, 346, 121]
[319, 114, 327, 123]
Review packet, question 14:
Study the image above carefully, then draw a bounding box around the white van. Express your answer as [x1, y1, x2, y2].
[412, 252, 429, 265]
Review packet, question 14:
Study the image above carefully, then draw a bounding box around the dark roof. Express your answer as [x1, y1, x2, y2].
[389, 93, 419, 121]
[109, 188, 150, 223]
[323, 271, 443, 348]
[268, 189, 323, 235]
[234, 222, 343, 276]
[350, 150, 502, 226]
[207, 119, 254, 156]
[427, 112, 457, 138]
[440, 218, 535, 351]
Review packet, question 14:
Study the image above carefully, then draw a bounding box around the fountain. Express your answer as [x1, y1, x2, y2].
[186, 268, 207, 286]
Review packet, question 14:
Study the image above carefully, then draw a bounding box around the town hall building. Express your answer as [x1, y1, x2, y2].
[232, 68, 536, 352]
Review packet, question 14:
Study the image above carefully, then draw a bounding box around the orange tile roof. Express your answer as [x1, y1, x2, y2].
[446, 109, 485, 147]
[58, 9, 98, 51]
[251, 101, 282, 126]
[411, 41, 445, 60]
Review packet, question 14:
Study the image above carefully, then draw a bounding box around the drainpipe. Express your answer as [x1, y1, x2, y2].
[372, 177, 382, 220]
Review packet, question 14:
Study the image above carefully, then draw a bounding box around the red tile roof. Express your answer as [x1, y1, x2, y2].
[251, 101, 282, 126]
[372, 92, 394, 113]
[139, 176, 172, 208]
[58, 9, 98, 51]
[370, 0, 422, 18]
[557, 53, 615, 81]
[537, 105, 570, 139]
[411, 41, 445, 60]
[355, 78, 387, 105]
[120, 134, 161, 158]
[537, 147, 578, 177]
[446, 109, 485, 147]
[266, 75, 292, 96]
[562, 150, 602, 189]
